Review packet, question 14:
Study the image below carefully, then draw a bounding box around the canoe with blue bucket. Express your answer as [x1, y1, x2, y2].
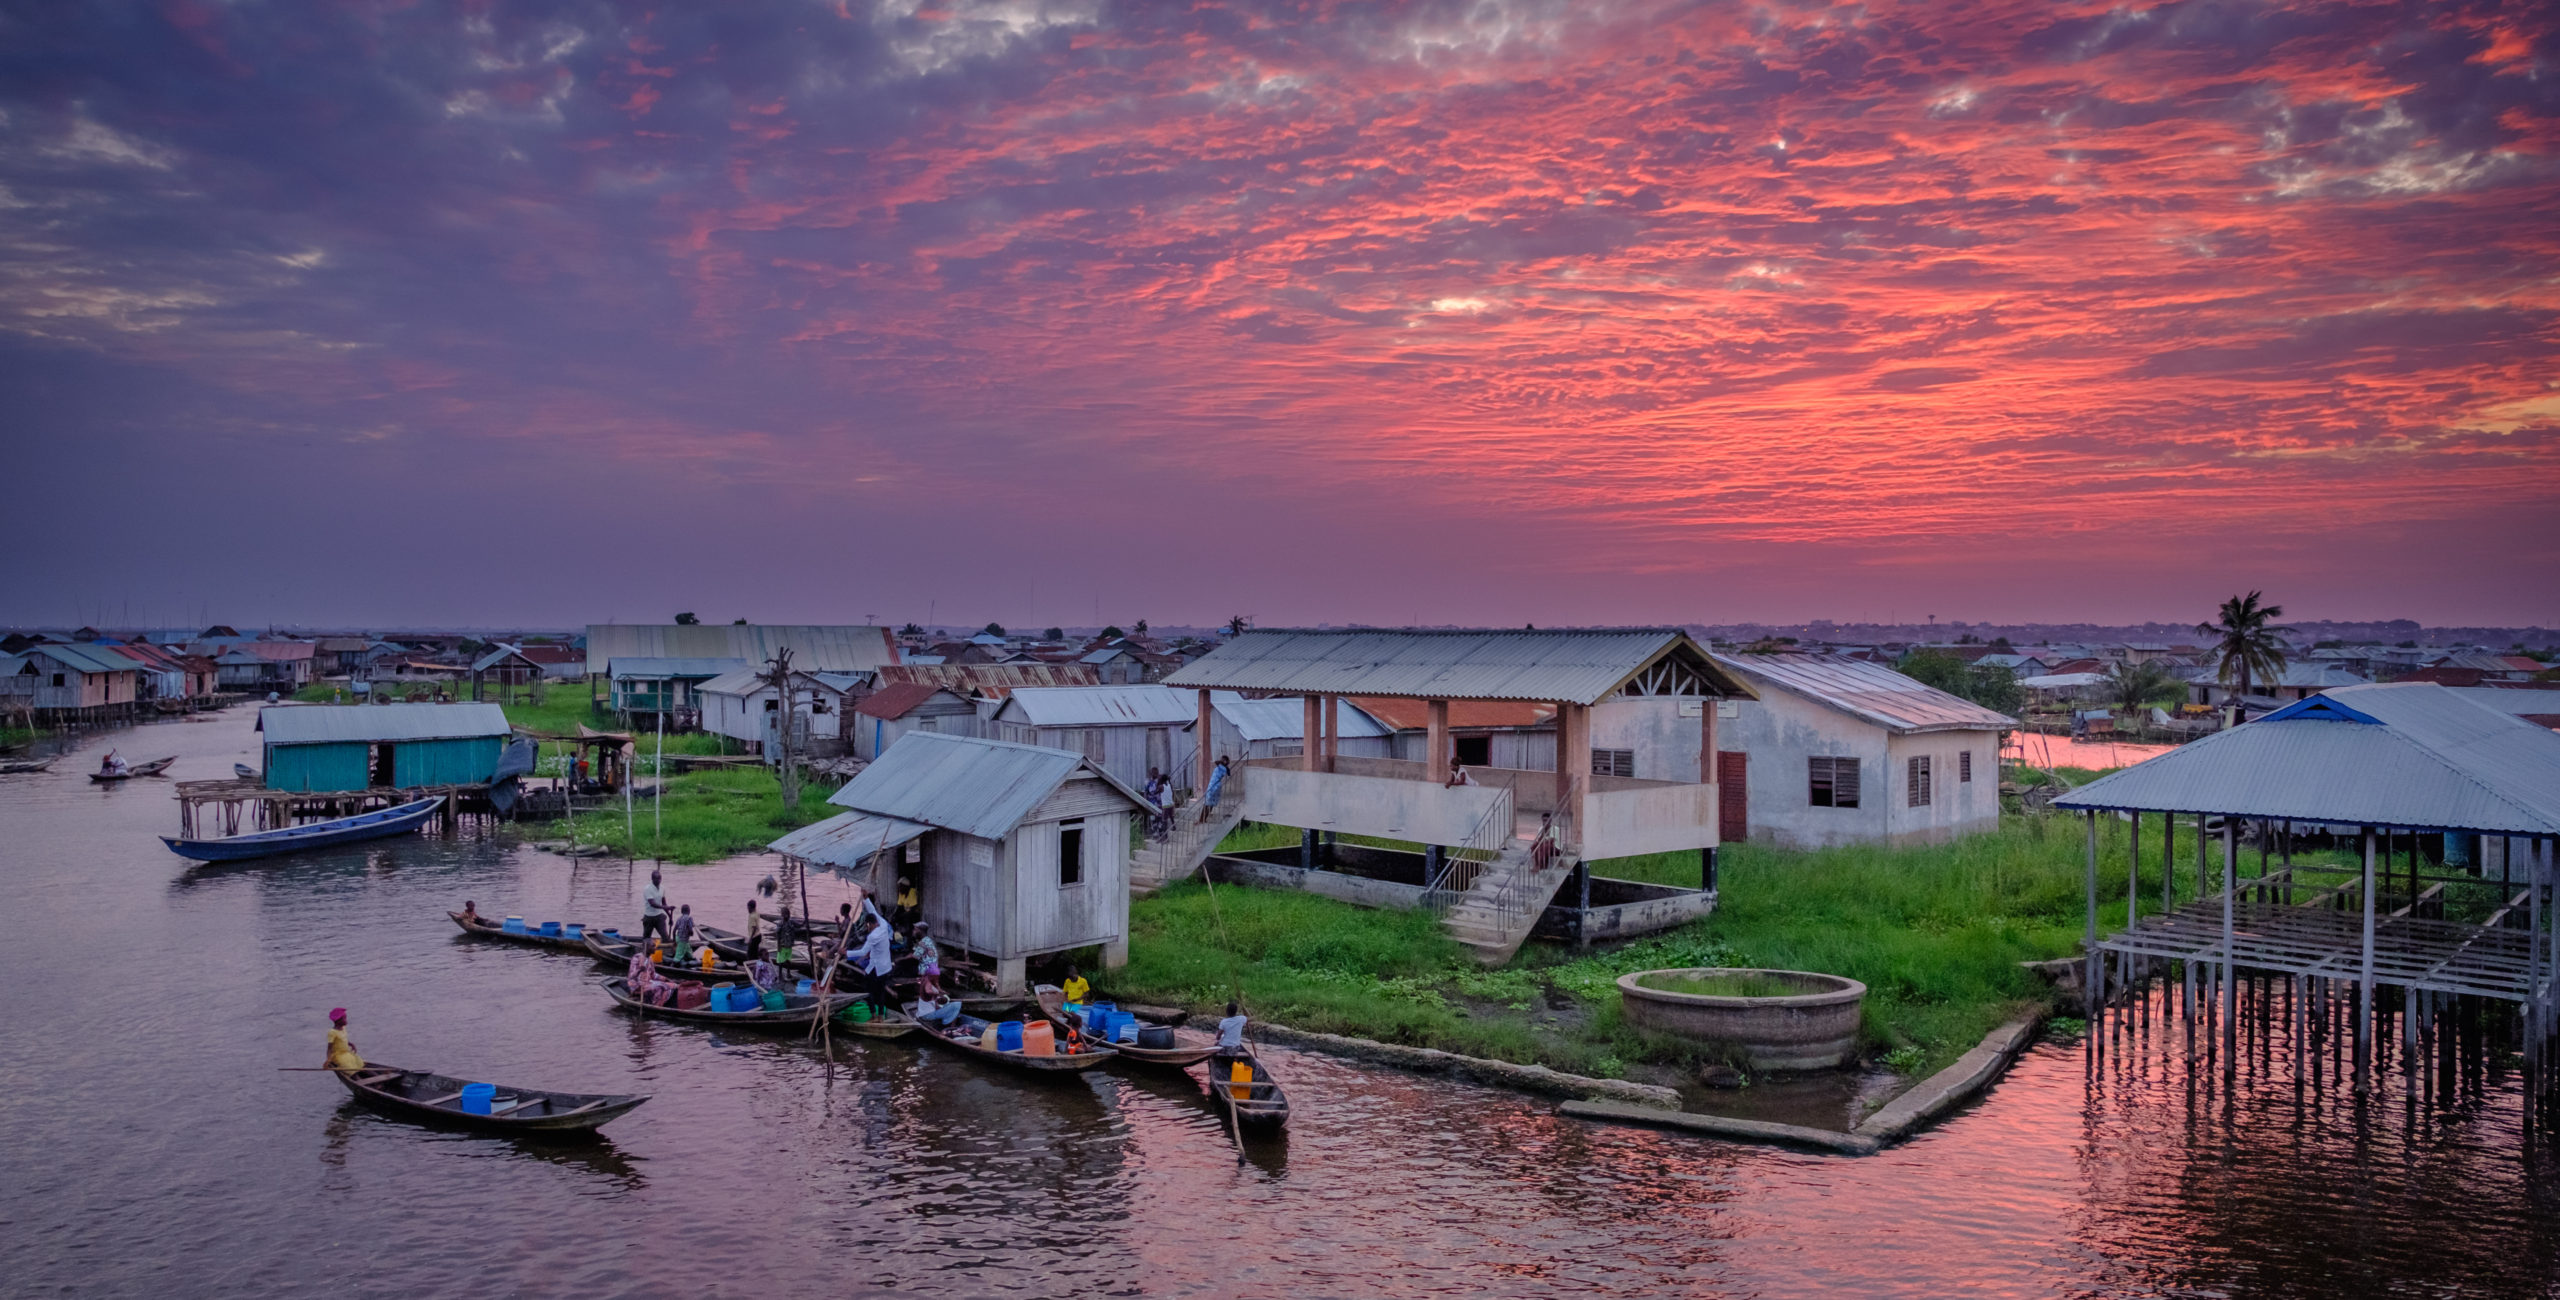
[601, 977, 856, 1029]
[908, 1005, 1118, 1074]
[331, 1065, 647, 1135]
[452, 909, 593, 952]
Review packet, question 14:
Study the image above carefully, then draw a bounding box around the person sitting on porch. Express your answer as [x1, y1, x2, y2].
[1444, 763, 1474, 788]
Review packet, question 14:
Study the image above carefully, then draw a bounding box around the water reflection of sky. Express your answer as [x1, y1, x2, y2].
[2, 711, 2553, 1298]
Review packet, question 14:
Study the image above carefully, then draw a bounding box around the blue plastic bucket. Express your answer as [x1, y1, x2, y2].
[996, 1021, 1024, 1052]
[796, 979, 814, 996]
[565, 924, 584, 940]
[539, 921, 564, 937]
[459, 1082, 497, 1115]
[501, 917, 526, 935]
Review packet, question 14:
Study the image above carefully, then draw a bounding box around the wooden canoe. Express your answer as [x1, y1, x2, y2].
[333, 1064, 648, 1135]
[0, 758, 52, 775]
[89, 756, 176, 783]
[162, 795, 444, 862]
[830, 1004, 920, 1039]
[601, 976, 855, 1028]
[451, 911, 594, 952]
[585, 932, 778, 985]
[908, 1005, 1118, 1073]
[1209, 1052, 1290, 1132]
[1035, 989, 1219, 1068]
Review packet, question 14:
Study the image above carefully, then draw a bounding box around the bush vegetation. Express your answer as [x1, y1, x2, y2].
[554, 764, 838, 864]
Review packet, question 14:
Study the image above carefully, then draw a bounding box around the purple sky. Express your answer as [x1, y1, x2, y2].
[3, 0, 2556, 631]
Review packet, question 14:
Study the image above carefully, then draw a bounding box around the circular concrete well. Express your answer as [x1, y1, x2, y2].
[1616, 968, 1867, 1072]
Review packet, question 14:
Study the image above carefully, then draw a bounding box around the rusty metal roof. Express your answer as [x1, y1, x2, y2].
[1163, 628, 1750, 705]
[874, 663, 1101, 695]
[853, 682, 970, 720]
[584, 624, 900, 673]
[1714, 653, 2015, 733]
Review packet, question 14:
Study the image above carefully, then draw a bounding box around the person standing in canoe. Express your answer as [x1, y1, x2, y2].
[852, 904, 895, 1013]
[912, 923, 943, 1001]
[324, 1008, 364, 1072]
[640, 870, 668, 944]
[742, 899, 765, 963]
[671, 903, 697, 960]
[1061, 964, 1090, 1006]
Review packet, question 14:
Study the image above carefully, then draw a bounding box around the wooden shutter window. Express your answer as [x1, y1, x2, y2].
[1809, 756, 1860, 808]
[1592, 748, 1634, 778]
[1835, 757, 1859, 808]
[1959, 750, 1972, 783]
[1907, 755, 1932, 807]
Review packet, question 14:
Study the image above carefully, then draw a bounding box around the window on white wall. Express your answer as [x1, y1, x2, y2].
[1959, 750, 1972, 783]
[1908, 755, 1934, 807]
[1058, 819, 1085, 887]
[1808, 756, 1860, 808]
[1591, 748, 1634, 778]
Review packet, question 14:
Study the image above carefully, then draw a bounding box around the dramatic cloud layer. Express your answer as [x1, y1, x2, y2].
[1, 0, 2554, 627]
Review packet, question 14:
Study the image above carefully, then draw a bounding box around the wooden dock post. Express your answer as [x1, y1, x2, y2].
[2358, 827, 2376, 1092]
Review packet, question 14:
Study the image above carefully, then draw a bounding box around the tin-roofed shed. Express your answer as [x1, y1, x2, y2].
[258, 702, 511, 792]
[1709, 653, 2013, 850]
[776, 732, 1152, 992]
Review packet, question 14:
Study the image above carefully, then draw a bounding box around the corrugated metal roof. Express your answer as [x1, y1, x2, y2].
[769, 810, 933, 868]
[604, 657, 748, 679]
[874, 663, 1101, 694]
[853, 682, 968, 720]
[27, 643, 142, 674]
[2442, 687, 2560, 723]
[1211, 691, 1392, 742]
[696, 668, 767, 697]
[995, 685, 1197, 727]
[259, 702, 511, 745]
[1162, 628, 1752, 705]
[1715, 654, 2015, 733]
[584, 625, 899, 673]
[2056, 684, 2560, 834]
[243, 641, 317, 661]
[828, 731, 1145, 837]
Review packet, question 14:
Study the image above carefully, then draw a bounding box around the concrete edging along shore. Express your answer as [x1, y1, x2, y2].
[1553, 1013, 2047, 1156]
[1850, 1014, 2044, 1144]
[1118, 1004, 1680, 1109]
[1555, 1102, 1880, 1156]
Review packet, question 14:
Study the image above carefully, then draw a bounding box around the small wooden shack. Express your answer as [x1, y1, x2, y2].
[770, 732, 1152, 994]
[987, 684, 1198, 791]
[850, 682, 981, 759]
[21, 643, 141, 720]
[259, 702, 512, 792]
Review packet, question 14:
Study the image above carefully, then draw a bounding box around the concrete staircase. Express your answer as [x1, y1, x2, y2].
[1130, 794, 1249, 897]
[1436, 844, 1578, 965]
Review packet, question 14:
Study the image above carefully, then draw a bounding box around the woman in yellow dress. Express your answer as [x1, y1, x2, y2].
[323, 1008, 364, 1072]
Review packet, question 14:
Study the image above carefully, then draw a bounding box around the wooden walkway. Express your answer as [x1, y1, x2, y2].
[2099, 892, 2540, 1003]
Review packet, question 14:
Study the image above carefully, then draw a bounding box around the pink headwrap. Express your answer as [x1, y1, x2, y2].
[329, 1008, 347, 1023]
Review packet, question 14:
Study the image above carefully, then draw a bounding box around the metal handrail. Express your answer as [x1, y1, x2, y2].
[1425, 784, 1520, 917]
[1136, 766, 1246, 884]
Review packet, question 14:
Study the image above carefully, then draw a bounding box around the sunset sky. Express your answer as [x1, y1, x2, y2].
[3, 0, 2554, 630]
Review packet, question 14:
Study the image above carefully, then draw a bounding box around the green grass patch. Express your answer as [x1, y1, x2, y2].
[1632, 971, 1801, 998]
[551, 765, 837, 864]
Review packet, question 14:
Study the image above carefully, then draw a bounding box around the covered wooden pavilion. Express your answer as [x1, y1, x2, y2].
[2057, 683, 2559, 1104]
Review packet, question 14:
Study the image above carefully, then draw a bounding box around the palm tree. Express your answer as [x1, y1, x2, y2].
[2105, 659, 2180, 718]
[2199, 591, 2287, 723]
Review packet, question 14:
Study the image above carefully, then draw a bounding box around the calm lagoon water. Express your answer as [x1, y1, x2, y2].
[3, 710, 2555, 1298]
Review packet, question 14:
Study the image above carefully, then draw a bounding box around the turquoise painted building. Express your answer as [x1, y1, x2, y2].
[259, 702, 512, 793]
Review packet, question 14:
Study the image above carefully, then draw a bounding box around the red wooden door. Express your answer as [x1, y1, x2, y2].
[1716, 751, 1748, 843]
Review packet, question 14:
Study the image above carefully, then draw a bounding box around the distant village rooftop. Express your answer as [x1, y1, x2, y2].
[1163, 627, 1754, 704]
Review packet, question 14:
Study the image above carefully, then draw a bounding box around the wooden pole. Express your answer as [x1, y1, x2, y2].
[2222, 820, 2237, 1068]
[1196, 689, 1215, 794]
[2084, 811, 2100, 1022]
[1302, 695, 1322, 774]
[2358, 826, 2376, 1091]
[2162, 811, 2175, 914]
[1426, 698, 1450, 784]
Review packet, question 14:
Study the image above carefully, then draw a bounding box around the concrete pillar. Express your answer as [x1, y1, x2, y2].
[1197, 689, 1215, 793]
[1301, 828, 1317, 871]
[1302, 695, 1322, 773]
[1562, 701, 1589, 852]
[2358, 826, 2376, 1090]
[995, 955, 1029, 996]
[1427, 698, 1450, 783]
[1103, 933, 1128, 970]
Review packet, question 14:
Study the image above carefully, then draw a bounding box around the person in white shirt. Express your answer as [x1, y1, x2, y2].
[1216, 1001, 1248, 1051]
[853, 904, 895, 1013]
[640, 870, 668, 943]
